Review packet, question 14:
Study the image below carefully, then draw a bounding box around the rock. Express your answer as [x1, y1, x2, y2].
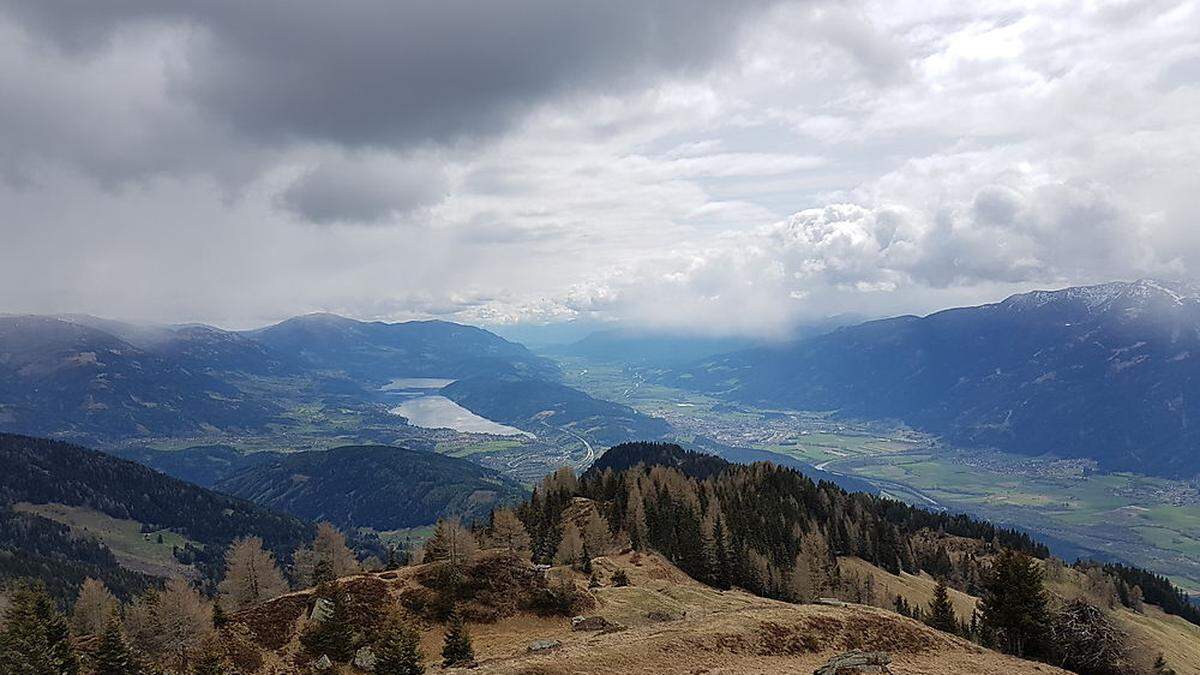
[527, 638, 562, 653]
[353, 645, 377, 671]
[312, 654, 334, 671]
[813, 650, 892, 674]
[310, 597, 334, 623]
[571, 615, 614, 632]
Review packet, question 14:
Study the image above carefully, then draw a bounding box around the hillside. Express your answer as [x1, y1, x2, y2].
[222, 550, 1072, 675]
[248, 313, 558, 383]
[442, 376, 672, 447]
[667, 279, 1200, 478]
[0, 434, 316, 597]
[0, 316, 281, 440]
[583, 441, 733, 480]
[214, 445, 528, 531]
[108, 444, 284, 488]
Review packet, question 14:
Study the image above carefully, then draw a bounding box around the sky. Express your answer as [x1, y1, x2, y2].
[1, 0, 1198, 337]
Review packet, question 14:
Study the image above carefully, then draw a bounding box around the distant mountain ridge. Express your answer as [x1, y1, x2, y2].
[667, 279, 1200, 478]
[0, 316, 283, 440]
[214, 444, 528, 531]
[247, 313, 558, 383]
[0, 312, 557, 442]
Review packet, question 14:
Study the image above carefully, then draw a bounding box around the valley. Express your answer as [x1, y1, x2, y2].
[557, 357, 1200, 594]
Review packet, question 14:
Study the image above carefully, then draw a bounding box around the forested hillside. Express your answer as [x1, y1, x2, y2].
[522, 443, 1047, 589]
[215, 445, 528, 531]
[0, 434, 317, 594]
[442, 376, 672, 446]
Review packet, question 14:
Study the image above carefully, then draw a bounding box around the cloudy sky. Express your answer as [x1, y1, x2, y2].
[1, 0, 1198, 336]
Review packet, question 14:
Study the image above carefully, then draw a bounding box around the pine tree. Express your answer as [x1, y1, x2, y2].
[441, 608, 474, 667]
[489, 508, 531, 553]
[192, 640, 224, 675]
[611, 569, 630, 587]
[293, 522, 362, 587]
[94, 615, 139, 675]
[424, 518, 479, 567]
[980, 550, 1049, 657]
[0, 580, 79, 674]
[211, 599, 228, 628]
[70, 577, 119, 637]
[219, 536, 290, 610]
[926, 580, 958, 634]
[312, 557, 336, 586]
[375, 616, 425, 675]
[712, 515, 732, 590]
[579, 542, 593, 573]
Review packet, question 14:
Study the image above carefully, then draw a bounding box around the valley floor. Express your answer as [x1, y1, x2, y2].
[558, 359, 1200, 594]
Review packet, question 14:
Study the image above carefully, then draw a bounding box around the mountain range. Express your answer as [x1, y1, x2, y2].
[0, 312, 556, 443]
[667, 279, 1200, 478]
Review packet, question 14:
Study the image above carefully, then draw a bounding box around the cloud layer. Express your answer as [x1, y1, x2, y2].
[1, 0, 1198, 335]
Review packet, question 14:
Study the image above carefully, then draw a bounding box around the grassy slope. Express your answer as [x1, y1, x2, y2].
[848, 550, 1200, 675]
[13, 502, 199, 579]
[237, 550, 1069, 675]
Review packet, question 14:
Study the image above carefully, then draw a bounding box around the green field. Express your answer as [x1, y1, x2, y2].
[14, 502, 200, 578]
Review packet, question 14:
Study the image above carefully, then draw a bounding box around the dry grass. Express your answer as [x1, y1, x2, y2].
[455, 552, 1068, 675]
[241, 549, 1200, 674]
[839, 556, 979, 619]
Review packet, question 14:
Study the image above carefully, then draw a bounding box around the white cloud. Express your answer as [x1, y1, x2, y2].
[0, 0, 1198, 335]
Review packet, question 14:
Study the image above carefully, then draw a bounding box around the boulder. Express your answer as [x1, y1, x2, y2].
[310, 597, 334, 623]
[527, 639, 562, 653]
[353, 645, 377, 671]
[645, 610, 682, 623]
[312, 654, 334, 671]
[571, 615, 614, 632]
[813, 650, 892, 674]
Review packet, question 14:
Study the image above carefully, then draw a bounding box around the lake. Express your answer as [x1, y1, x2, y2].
[382, 378, 531, 437]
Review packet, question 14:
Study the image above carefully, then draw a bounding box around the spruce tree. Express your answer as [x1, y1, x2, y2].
[926, 580, 958, 634]
[979, 550, 1049, 657]
[94, 615, 139, 675]
[712, 516, 732, 590]
[375, 617, 425, 675]
[0, 580, 79, 675]
[300, 584, 356, 661]
[192, 645, 224, 675]
[440, 608, 474, 667]
[312, 557, 336, 586]
[211, 599, 227, 628]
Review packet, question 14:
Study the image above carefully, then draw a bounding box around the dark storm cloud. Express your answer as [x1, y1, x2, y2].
[2, 0, 778, 149]
[277, 154, 448, 225]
